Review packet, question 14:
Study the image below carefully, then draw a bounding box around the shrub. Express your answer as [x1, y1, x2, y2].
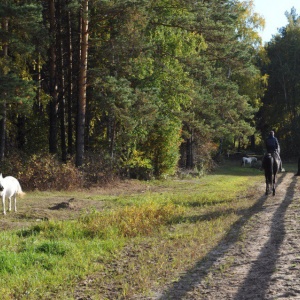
[0, 151, 117, 190]
[121, 149, 153, 180]
[19, 153, 83, 191]
[0, 151, 26, 177]
[80, 151, 117, 185]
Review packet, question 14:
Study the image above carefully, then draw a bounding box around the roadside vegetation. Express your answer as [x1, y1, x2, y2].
[0, 160, 287, 299]
[1, 1, 300, 297]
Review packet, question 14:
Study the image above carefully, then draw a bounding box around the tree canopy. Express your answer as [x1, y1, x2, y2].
[258, 7, 300, 158]
[0, 0, 268, 178]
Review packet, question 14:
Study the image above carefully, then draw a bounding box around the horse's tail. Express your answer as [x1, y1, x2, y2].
[16, 182, 25, 198]
[264, 155, 273, 183]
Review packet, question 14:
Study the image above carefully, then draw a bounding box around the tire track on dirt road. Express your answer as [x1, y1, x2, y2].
[157, 172, 300, 300]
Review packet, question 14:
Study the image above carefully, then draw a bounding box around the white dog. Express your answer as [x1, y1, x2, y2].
[0, 174, 25, 215]
[241, 157, 257, 167]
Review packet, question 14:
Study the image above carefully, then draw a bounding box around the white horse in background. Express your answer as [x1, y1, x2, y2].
[241, 157, 257, 167]
[0, 174, 25, 215]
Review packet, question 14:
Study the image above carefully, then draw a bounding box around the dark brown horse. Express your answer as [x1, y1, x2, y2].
[263, 153, 280, 196]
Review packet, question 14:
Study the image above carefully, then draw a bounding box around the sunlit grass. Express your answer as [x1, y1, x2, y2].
[0, 161, 282, 299]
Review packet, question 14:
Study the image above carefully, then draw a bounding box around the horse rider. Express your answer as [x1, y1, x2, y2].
[264, 130, 282, 171]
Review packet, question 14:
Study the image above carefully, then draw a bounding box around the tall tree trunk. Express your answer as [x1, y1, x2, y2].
[34, 54, 43, 113]
[76, 0, 89, 167]
[0, 17, 8, 160]
[0, 101, 6, 161]
[48, 0, 58, 154]
[108, 116, 115, 158]
[250, 135, 255, 151]
[186, 135, 193, 169]
[67, 9, 74, 156]
[17, 115, 26, 149]
[57, 0, 67, 162]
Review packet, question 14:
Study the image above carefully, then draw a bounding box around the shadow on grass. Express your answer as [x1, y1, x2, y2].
[177, 205, 261, 224]
[158, 172, 288, 300]
[173, 198, 234, 208]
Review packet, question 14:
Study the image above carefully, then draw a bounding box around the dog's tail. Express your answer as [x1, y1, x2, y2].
[18, 191, 26, 198]
[17, 182, 26, 197]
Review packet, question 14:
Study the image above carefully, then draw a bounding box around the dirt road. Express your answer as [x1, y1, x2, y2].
[156, 172, 300, 299]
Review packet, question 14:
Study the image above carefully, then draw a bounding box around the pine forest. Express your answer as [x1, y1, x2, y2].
[1, 0, 300, 187]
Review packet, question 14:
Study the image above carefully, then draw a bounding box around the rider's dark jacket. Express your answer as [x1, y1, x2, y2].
[266, 135, 279, 153]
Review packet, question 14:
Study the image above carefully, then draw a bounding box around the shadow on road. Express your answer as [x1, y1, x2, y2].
[158, 172, 289, 300]
[233, 174, 297, 299]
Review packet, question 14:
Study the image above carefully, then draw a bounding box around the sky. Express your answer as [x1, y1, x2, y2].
[252, 0, 300, 43]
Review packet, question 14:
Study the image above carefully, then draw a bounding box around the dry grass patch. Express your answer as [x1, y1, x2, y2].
[79, 201, 184, 238]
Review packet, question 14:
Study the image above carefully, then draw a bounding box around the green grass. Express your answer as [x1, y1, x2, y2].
[0, 228, 124, 299]
[0, 161, 290, 299]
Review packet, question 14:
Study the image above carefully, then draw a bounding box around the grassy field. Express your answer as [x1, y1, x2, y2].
[0, 161, 296, 299]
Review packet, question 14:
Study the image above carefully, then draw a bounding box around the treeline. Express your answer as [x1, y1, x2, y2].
[258, 8, 300, 158]
[0, 0, 265, 180]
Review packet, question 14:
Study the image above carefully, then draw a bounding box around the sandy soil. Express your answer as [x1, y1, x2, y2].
[155, 171, 300, 300]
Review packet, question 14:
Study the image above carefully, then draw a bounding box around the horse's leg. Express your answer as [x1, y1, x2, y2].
[265, 179, 269, 195]
[14, 194, 17, 212]
[8, 196, 12, 212]
[2, 195, 5, 215]
[273, 175, 276, 196]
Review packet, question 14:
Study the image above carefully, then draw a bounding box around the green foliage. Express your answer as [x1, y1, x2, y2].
[258, 8, 300, 156]
[0, 0, 265, 178]
[122, 149, 153, 179]
[0, 2, 42, 108]
[0, 72, 35, 106]
[145, 117, 182, 177]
